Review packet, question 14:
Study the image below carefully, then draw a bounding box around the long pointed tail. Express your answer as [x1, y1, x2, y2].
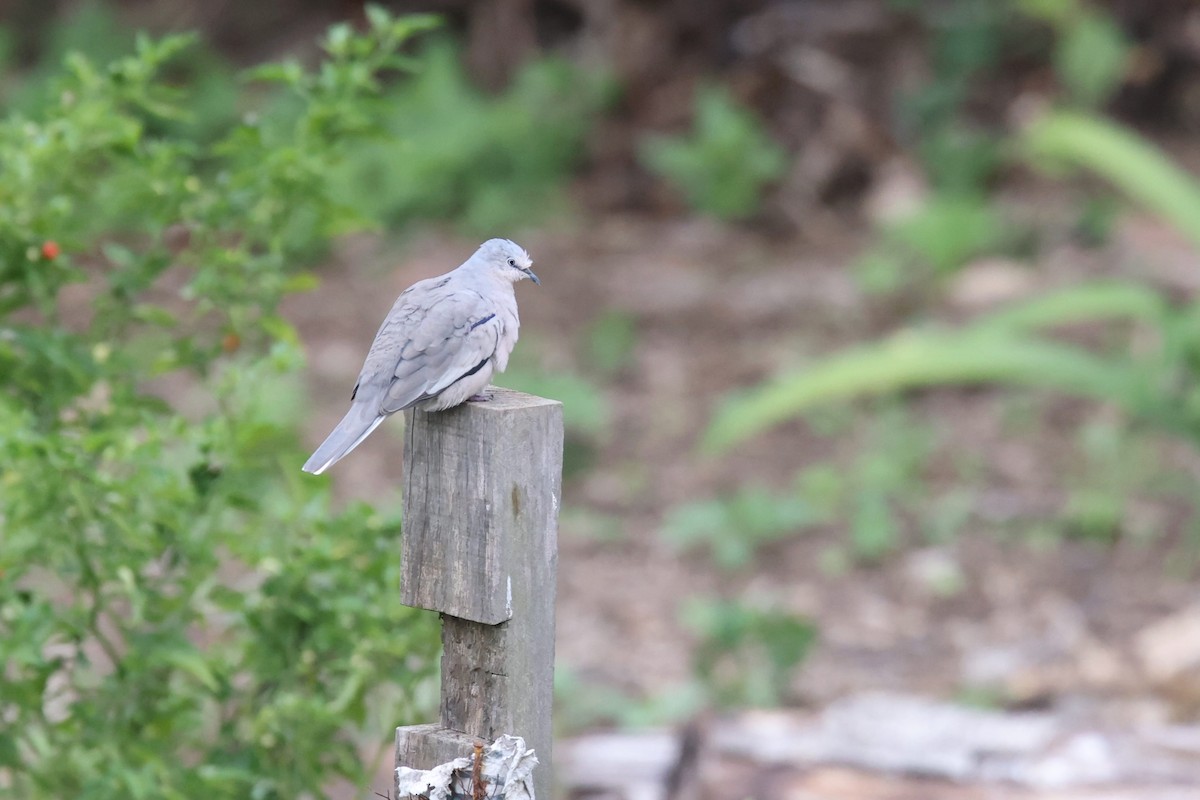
[302, 403, 386, 475]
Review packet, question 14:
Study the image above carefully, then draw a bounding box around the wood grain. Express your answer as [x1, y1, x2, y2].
[396, 386, 562, 800]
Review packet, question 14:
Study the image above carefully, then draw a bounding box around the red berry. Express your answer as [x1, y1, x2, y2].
[41, 241, 60, 260]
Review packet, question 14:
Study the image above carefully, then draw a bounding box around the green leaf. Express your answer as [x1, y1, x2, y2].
[974, 281, 1168, 333]
[325, 23, 353, 57]
[1023, 111, 1200, 250]
[365, 4, 394, 30]
[1055, 12, 1129, 107]
[703, 329, 1141, 453]
[281, 273, 320, 294]
[164, 649, 221, 693]
[243, 59, 304, 86]
[888, 193, 1004, 274]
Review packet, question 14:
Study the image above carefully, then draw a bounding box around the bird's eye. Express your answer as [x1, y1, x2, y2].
[507, 258, 516, 267]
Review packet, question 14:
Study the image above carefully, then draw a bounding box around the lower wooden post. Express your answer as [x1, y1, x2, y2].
[395, 388, 562, 799]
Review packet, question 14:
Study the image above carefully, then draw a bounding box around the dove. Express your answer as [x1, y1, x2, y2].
[302, 238, 539, 475]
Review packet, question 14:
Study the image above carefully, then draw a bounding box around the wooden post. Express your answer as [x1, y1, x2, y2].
[395, 387, 562, 799]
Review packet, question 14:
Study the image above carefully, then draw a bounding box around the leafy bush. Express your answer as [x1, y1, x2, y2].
[330, 39, 611, 234]
[0, 12, 443, 799]
[0, 2, 242, 145]
[640, 84, 788, 219]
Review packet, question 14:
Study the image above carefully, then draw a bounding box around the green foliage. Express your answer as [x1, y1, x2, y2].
[0, 13, 442, 798]
[583, 310, 639, 376]
[558, 596, 817, 719]
[888, 194, 1005, 274]
[856, 193, 1011, 292]
[0, 2, 132, 111]
[0, 2, 241, 145]
[684, 598, 816, 708]
[1024, 111, 1200, 250]
[860, 1, 1021, 293]
[498, 366, 609, 439]
[662, 485, 828, 569]
[640, 85, 788, 219]
[920, 125, 1006, 197]
[1019, 0, 1131, 107]
[894, 0, 1013, 194]
[672, 408, 931, 567]
[497, 361, 610, 479]
[704, 282, 1185, 454]
[1062, 421, 1127, 541]
[842, 410, 934, 561]
[554, 667, 705, 732]
[330, 39, 611, 234]
[1054, 418, 1184, 544]
[873, 0, 1132, 293]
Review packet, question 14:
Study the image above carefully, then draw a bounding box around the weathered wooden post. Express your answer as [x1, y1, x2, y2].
[395, 387, 562, 799]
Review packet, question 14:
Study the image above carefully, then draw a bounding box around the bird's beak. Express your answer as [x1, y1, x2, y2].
[523, 267, 541, 285]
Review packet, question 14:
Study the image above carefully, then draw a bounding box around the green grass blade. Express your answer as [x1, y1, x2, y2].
[703, 331, 1141, 454]
[974, 281, 1167, 333]
[1023, 110, 1200, 249]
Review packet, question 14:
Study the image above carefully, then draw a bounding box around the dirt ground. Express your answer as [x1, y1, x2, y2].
[284, 187, 1200, 751]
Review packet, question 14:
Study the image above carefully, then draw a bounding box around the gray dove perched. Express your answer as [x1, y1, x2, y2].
[302, 239, 539, 475]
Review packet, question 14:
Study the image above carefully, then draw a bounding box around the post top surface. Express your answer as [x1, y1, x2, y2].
[453, 386, 562, 413]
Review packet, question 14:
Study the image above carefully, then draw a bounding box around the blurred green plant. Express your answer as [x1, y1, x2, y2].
[498, 351, 611, 479]
[1062, 420, 1130, 542]
[556, 596, 817, 723]
[1019, 0, 1131, 108]
[855, 193, 1012, 293]
[684, 597, 817, 708]
[0, 11, 444, 799]
[670, 407, 932, 567]
[0, 1, 242, 144]
[1024, 110, 1200, 249]
[893, 0, 1012, 195]
[554, 666, 705, 732]
[704, 282, 1189, 453]
[841, 409, 934, 561]
[330, 39, 612, 234]
[662, 484, 828, 569]
[583, 310, 639, 377]
[640, 84, 788, 219]
[866, 0, 1133, 293]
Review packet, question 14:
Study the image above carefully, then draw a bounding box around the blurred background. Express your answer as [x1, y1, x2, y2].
[3, 1, 1200, 798]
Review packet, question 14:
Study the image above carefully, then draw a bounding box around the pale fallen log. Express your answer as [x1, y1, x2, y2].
[558, 692, 1200, 800]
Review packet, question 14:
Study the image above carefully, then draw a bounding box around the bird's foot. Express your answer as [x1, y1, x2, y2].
[467, 392, 493, 403]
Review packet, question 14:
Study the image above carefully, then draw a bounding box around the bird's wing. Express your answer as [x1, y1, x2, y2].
[354, 281, 502, 415]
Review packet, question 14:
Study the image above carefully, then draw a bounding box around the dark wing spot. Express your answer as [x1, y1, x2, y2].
[469, 313, 496, 331]
[351, 381, 359, 401]
[433, 276, 452, 288]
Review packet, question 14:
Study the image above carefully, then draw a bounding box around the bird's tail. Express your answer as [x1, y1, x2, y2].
[302, 403, 386, 475]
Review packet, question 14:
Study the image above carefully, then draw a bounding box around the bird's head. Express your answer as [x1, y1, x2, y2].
[476, 238, 539, 285]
